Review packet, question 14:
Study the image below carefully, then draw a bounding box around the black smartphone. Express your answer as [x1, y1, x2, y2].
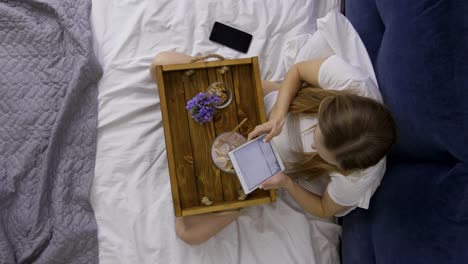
[209, 22, 252, 53]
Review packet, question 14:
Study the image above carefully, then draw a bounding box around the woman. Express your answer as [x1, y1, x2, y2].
[152, 51, 397, 244]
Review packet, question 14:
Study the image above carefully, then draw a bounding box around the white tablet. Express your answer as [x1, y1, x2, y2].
[228, 135, 285, 194]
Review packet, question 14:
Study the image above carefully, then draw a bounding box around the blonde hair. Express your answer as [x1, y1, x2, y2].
[286, 87, 397, 179]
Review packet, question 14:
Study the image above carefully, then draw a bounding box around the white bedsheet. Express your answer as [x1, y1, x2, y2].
[90, 1, 341, 263]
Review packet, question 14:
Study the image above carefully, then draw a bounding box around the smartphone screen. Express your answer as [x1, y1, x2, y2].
[209, 22, 252, 53]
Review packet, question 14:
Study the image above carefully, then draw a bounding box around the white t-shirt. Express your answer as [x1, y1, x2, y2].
[263, 55, 386, 217]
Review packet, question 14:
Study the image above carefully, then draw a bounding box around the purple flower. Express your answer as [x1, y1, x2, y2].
[186, 92, 220, 124]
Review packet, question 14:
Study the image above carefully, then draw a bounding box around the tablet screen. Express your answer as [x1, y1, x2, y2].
[229, 136, 283, 191]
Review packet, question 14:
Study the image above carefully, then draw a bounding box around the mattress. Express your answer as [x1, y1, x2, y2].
[90, 1, 341, 263]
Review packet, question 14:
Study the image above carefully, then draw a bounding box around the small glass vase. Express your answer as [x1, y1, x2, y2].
[207, 82, 233, 109]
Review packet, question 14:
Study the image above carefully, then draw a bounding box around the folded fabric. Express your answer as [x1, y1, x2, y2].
[283, 9, 382, 102]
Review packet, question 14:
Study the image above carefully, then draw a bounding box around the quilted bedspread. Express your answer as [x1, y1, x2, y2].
[0, 0, 101, 263]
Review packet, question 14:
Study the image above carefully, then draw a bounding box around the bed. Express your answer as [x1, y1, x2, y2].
[90, 0, 342, 263]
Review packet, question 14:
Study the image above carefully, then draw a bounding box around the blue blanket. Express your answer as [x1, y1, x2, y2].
[0, 1, 102, 263]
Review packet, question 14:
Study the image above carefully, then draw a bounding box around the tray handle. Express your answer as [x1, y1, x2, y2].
[190, 54, 225, 63]
[185, 54, 229, 76]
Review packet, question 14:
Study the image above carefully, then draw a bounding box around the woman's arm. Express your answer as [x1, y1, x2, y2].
[248, 58, 327, 142]
[272, 59, 326, 119]
[261, 172, 349, 218]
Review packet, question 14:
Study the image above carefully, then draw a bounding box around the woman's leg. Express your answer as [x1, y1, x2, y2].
[152, 51, 193, 65]
[175, 211, 241, 245]
[150, 51, 193, 81]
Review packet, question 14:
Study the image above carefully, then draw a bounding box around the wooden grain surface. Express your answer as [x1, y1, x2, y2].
[155, 67, 182, 216]
[163, 71, 199, 209]
[155, 57, 275, 216]
[206, 67, 242, 201]
[161, 58, 253, 72]
[183, 69, 224, 203]
[232, 64, 260, 135]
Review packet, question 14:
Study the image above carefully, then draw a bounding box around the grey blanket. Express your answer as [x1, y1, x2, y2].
[0, 1, 102, 263]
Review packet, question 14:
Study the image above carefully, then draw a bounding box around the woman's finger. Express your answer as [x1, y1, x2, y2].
[263, 131, 275, 142]
[264, 126, 281, 142]
[248, 124, 269, 140]
[260, 177, 275, 189]
[247, 126, 259, 140]
[247, 130, 257, 141]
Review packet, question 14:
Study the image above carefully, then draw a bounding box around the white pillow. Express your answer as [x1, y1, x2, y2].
[283, 9, 382, 102]
[283, 32, 334, 68]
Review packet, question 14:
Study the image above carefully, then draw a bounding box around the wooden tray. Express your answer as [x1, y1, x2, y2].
[150, 56, 276, 216]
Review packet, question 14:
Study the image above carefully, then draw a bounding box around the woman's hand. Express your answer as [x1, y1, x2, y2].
[261, 172, 349, 218]
[259, 172, 291, 190]
[248, 114, 285, 142]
